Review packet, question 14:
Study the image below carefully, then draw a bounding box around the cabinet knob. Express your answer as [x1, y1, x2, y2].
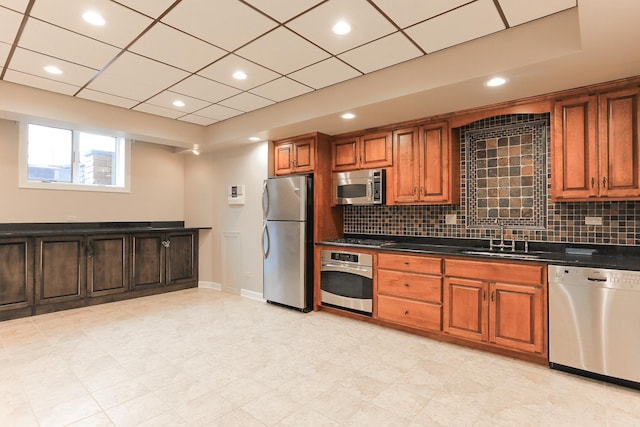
[404, 283, 410, 287]
[404, 310, 409, 315]
[602, 176, 607, 188]
[591, 177, 595, 188]
[491, 291, 495, 302]
[162, 240, 171, 248]
[413, 186, 417, 195]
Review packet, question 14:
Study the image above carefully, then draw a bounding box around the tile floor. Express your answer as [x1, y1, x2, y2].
[0, 288, 639, 426]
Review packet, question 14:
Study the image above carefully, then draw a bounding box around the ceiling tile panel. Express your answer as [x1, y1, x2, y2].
[196, 104, 243, 121]
[111, 0, 176, 18]
[236, 27, 330, 75]
[287, 0, 397, 55]
[178, 114, 218, 126]
[3, 69, 79, 95]
[161, 0, 278, 52]
[250, 77, 313, 102]
[219, 92, 274, 112]
[198, 54, 280, 90]
[170, 75, 241, 104]
[133, 102, 184, 119]
[498, 0, 577, 27]
[76, 89, 139, 109]
[0, 41, 10, 64]
[29, 0, 152, 48]
[0, 6, 22, 43]
[288, 57, 361, 89]
[86, 52, 189, 101]
[128, 23, 226, 73]
[146, 90, 211, 114]
[373, 0, 472, 29]
[0, 0, 28, 13]
[9, 48, 98, 86]
[338, 32, 422, 73]
[19, 18, 121, 70]
[243, 0, 324, 23]
[405, 0, 505, 53]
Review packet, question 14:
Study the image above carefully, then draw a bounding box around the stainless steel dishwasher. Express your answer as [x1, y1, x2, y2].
[549, 265, 640, 388]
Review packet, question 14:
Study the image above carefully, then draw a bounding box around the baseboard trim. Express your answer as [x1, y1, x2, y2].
[240, 289, 265, 302]
[198, 281, 222, 290]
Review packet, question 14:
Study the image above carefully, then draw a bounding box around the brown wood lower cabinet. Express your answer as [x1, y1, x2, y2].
[35, 236, 85, 307]
[0, 237, 34, 320]
[87, 234, 128, 297]
[166, 231, 198, 286]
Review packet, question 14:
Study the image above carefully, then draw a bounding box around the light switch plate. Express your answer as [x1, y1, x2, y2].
[585, 216, 603, 225]
[445, 214, 457, 225]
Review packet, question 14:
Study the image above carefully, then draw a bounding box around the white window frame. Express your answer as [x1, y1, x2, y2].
[19, 121, 131, 193]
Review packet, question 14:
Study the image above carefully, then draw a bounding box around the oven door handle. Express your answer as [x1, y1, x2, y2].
[321, 263, 373, 277]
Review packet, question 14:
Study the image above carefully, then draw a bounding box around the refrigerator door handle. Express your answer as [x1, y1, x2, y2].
[262, 181, 269, 218]
[262, 222, 270, 259]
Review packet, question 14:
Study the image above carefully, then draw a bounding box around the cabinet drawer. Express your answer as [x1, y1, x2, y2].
[378, 253, 442, 274]
[445, 258, 545, 286]
[378, 270, 441, 303]
[378, 295, 442, 331]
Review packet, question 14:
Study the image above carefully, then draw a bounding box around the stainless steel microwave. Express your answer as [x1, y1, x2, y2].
[332, 169, 385, 205]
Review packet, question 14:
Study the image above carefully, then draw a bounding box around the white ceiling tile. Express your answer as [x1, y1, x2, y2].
[0, 0, 28, 13]
[86, 52, 188, 101]
[3, 69, 79, 96]
[111, 0, 176, 18]
[287, 0, 396, 55]
[178, 114, 217, 126]
[289, 57, 361, 89]
[9, 48, 98, 86]
[198, 54, 280, 90]
[197, 104, 243, 121]
[19, 18, 120, 70]
[219, 92, 274, 112]
[250, 77, 313, 102]
[0, 41, 10, 64]
[498, 0, 577, 27]
[405, 0, 505, 53]
[128, 23, 226, 73]
[76, 89, 139, 109]
[133, 102, 183, 119]
[29, 0, 152, 48]
[338, 32, 422, 74]
[236, 27, 330, 75]
[373, 0, 472, 28]
[170, 75, 241, 104]
[243, 0, 324, 23]
[0, 6, 21, 43]
[146, 90, 211, 114]
[161, 0, 278, 51]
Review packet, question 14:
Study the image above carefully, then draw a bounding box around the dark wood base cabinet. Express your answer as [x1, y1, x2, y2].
[0, 228, 199, 320]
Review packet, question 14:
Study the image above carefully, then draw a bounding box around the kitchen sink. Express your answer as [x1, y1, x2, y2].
[458, 249, 541, 259]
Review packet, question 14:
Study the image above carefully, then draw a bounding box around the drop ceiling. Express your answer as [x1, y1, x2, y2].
[0, 1, 577, 123]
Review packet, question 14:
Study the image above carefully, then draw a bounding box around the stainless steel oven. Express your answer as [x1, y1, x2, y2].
[320, 249, 373, 315]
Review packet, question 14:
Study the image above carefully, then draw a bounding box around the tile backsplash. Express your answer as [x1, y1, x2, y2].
[344, 113, 640, 246]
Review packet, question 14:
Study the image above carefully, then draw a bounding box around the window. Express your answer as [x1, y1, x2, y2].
[20, 123, 130, 192]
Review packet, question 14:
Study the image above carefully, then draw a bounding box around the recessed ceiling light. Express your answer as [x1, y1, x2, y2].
[192, 144, 200, 156]
[173, 100, 186, 108]
[485, 76, 507, 87]
[44, 65, 63, 75]
[83, 11, 105, 26]
[233, 71, 247, 80]
[332, 21, 351, 35]
[341, 113, 356, 120]
[249, 136, 261, 142]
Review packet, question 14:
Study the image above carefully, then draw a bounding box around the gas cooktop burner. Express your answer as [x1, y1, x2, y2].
[323, 237, 395, 248]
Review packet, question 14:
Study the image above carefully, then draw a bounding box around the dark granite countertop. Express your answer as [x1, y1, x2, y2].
[317, 235, 640, 271]
[0, 221, 212, 237]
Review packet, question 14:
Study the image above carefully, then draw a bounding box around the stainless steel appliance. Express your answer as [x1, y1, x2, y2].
[262, 175, 313, 312]
[549, 265, 640, 388]
[320, 249, 373, 315]
[332, 169, 385, 205]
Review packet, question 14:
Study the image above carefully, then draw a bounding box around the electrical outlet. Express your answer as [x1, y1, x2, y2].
[585, 216, 603, 226]
[445, 214, 457, 225]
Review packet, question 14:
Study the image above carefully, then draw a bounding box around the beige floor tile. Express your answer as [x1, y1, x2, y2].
[66, 412, 115, 427]
[34, 394, 102, 427]
[91, 379, 151, 410]
[104, 392, 168, 427]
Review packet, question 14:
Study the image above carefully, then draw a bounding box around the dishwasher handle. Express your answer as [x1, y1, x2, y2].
[587, 277, 607, 282]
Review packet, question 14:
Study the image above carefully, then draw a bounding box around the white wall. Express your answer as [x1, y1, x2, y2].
[184, 142, 268, 296]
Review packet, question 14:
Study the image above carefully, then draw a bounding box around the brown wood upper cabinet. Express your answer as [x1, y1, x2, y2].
[552, 86, 640, 201]
[391, 121, 460, 204]
[331, 131, 392, 171]
[274, 135, 315, 175]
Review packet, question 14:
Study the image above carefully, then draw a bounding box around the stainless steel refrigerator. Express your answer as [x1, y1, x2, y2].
[262, 175, 313, 311]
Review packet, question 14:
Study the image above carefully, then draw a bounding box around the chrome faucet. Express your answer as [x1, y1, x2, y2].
[490, 219, 515, 251]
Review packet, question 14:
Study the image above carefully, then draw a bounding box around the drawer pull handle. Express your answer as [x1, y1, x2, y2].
[404, 283, 410, 287]
[404, 310, 409, 315]
[404, 261, 410, 265]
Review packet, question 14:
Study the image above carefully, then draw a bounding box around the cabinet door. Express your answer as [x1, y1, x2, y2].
[392, 127, 420, 203]
[361, 131, 392, 169]
[87, 234, 128, 296]
[598, 87, 640, 199]
[443, 277, 488, 342]
[552, 95, 598, 200]
[489, 282, 544, 354]
[166, 231, 197, 286]
[419, 121, 454, 203]
[274, 142, 294, 175]
[378, 294, 442, 332]
[0, 238, 33, 313]
[293, 137, 315, 172]
[35, 236, 85, 304]
[332, 136, 359, 171]
[131, 233, 164, 290]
